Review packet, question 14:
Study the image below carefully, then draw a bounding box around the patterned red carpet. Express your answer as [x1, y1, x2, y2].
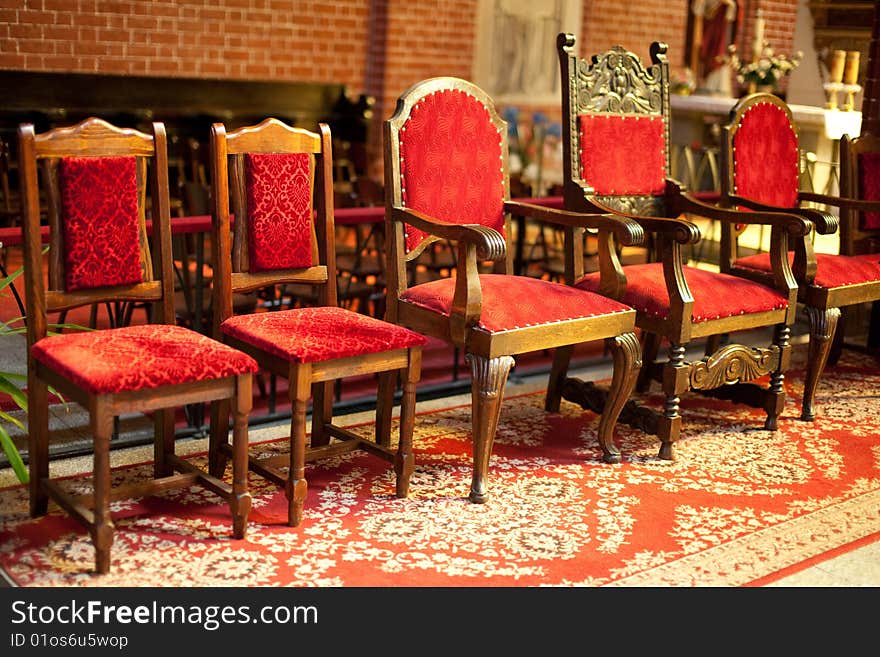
[1, 350, 879, 587]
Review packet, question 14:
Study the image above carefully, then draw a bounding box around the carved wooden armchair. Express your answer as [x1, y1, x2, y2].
[553, 34, 812, 460]
[718, 92, 880, 420]
[208, 118, 426, 527]
[18, 118, 259, 574]
[384, 77, 645, 502]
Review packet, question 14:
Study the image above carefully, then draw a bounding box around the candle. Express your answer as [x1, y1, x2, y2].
[830, 50, 846, 83]
[752, 13, 765, 61]
[844, 50, 860, 85]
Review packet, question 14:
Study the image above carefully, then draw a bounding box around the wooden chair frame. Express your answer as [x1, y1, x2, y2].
[209, 118, 422, 527]
[553, 34, 813, 460]
[384, 76, 646, 501]
[19, 118, 253, 574]
[718, 93, 880, 419]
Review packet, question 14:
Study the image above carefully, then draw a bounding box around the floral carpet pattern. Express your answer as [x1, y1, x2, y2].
[1, 351, 879, 587]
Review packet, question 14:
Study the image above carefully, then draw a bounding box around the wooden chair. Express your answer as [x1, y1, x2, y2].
[208, 118, 427, 527]
[384, 77, 644, 502]
[717, 92, 880, 420]
[18, 117, 259, 574]
[551, 35, 812, 460]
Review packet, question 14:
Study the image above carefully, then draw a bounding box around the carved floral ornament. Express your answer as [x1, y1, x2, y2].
[575, 47, 663, 115]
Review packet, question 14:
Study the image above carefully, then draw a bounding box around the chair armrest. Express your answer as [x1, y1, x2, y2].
[503, 200, 645, 247]
[391, 207, 506, 261]
[712, 194, 815, 236]
[798, 191, 880, 234]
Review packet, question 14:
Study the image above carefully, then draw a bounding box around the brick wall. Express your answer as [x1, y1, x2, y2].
[0, 0, 799, 177]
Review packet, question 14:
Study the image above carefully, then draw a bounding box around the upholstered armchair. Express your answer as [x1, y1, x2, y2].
[718, 92, 880, 420]
[384, 77, 647, 502]
[18, 118, 259, 573]
[552, 34, 813, 460]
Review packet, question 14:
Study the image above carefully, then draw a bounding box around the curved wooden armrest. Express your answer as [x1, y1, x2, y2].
[391, 207, 506, 261]
[798, 191, 880, 233]
[503, 200, 645, 246]
[717, 195, 815, 236]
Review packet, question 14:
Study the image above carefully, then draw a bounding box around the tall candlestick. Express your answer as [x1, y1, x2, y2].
[844, 50, 860, 86]
[752, 12, 765, 61]
[830, 50, 846, 83]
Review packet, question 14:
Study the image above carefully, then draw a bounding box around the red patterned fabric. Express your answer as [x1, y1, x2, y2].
[400, 274, 632, 333]
[245, 153, 313, 272]
[578, 114, 666, 195]
[732, 103, 799, 208]
[735, 251, 880, 288]
[576, 263, 788, 323]
[858, 153, 880, 230]
[221, 307, 427, 364]
[59, 156, 143, 292]
[31, 325, 258, 395]
[398, 89, 505, 253]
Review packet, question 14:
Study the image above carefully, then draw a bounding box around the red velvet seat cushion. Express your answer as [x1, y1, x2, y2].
[31, 325, 258, 395]
[245, 152, 313, 272]
[398, 89, 505, 253]
[732, 102, 799, 208]
[735, 252, 880, 289]
[400, 274, 632, 333]
[578, 114, 666, 195]
[59, 156, 143, 292]
[575, 263, 788, 323]
[221, 307, 427, 363]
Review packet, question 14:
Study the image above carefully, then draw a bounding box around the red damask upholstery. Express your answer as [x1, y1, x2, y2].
[858, 152, 880, 230]
[576, 263, 788, 322]
[401, 274, 632, 332]
[578, 114, 666, 195]
[31, 324, 258, 395]
[59, 156, 143, 292]
[244, 152, 313, 272]
[731, 102, 799, 208]
[398, 89, 505, 252]
[736, 251, 880, 289]
[221, 306, 427, 363]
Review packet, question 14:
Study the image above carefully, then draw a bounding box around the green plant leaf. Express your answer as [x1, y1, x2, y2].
[0, 374, 26, 410]
[0, 410, 25, 432]
[0, 265, 23, 292]
[0, 424, 28, 484]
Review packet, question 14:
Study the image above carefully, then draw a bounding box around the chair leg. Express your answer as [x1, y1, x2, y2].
[658, 343, 688, 460]
[208, 397, 231, 478]
[28, 378, 49, 517]
[394, 350, 422, 497]
[310, 381, 334, 447]
[764, 325, 792, 431]
[375, 371, 396, 448]
[153, 408, 175, 479]
[287, 365, 311, 527]
[637, 331, 660, 393]
[91, 408, 115, 575]
[801, 307, 840, 422]
[230, 375, 253, 539]
[596, 333, 641, 463]
[827, 307, 846, 367]
[545, 344, 573, 412]
[466, 354, 515, 504]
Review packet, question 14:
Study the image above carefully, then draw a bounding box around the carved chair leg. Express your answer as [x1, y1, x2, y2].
[230, 374, 253, 539]
[286, 365, 311, 527]
[636, 331, 660, 393]
[395, 349, 422, 498]
[801, 307, 840, 422]
[597, 333, 642, 463]
[545, 344, 574, 412]
[466, 354, 515, 504]
[91, 409, 115, 575]
[827, 306, 846, 368]
[309, 381, 334, 447]
[658, 343, 688, 460]
[207, 398, 231, 479]
[28, 379, 49, 517]
[764, 325, 791, 431]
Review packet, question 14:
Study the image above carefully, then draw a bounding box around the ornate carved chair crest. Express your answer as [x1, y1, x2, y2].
[552, 34, 812, 460]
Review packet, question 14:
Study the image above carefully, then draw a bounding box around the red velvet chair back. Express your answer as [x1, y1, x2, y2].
[727, 95, 800, 209]
[385, 78, 509, 256]
[558, 39, 671, 217]
[839, 132, 880, 255]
